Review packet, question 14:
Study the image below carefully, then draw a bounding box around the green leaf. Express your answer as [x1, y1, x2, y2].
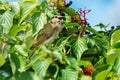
[32, 57, 52, 79]
[32, 12, 47, 35]
[22, 0, 38, 3]
[87, 37, 95, 50]
[38, 0, 48, 11]
[0, 11, 14, 33]
[106, 49, 120, 64]
[71, 37, 88, 60]
[47, 64, 59, 78]
[0, 54, 5, 67]
[0, 25, 3, 34]
[19, 1, 37, 25]
[9, 2, 20, 15]
[9, 24, 19, 37]
[110, 29, 120, 46]
[15, 43, 28, 57]
[40, 45, 51, 53]
[112, 41, 120, 49]
[2, 2, 9, 10]
[113, 56, 120, 77]
[78, 60, 93, 68]
[63, 7, 80, 17]
[52, 50, 62, 62]
[2, 34, 17, 44]
[24, 35, 34, 49]
[64, 57, 79, 70]
[3, 44, 11, 59]
[0, 1, 4, 10]
[94, 70, 110, 80]
[95, 23, 109, 30]
[87, 37, 95, 47]
[86, 27, 103, 37]
[92, 64, 112, 80]
[55, 37, 69, 51]
[80, 75, 92, 80]
[25, 53, 48, 70]
[65, 22, 79, 28]
[18, 71, 39, 80]
[9, 53, 25, 75]
[58, 0, 64, 7]
[9, 22, 30, 37]
[62, 66, 78, 80]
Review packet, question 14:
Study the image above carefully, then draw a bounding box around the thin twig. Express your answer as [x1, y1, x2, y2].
[78, 8, 91, 38]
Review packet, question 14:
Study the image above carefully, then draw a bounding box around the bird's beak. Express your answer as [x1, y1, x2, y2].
[55, 15, 64, 19]
[56, 16, 64, 23]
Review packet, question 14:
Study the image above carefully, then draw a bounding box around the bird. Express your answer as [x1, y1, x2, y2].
[31, 15, 64, 48]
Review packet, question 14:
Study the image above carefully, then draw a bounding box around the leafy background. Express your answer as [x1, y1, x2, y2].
[0, 0, 120, 80]
[5, 0, 120, 30]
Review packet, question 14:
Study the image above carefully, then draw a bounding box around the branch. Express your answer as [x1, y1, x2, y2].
[78, 21, 87, 37]
[82, 53, 102, 58]
[78, 8, 91, 37]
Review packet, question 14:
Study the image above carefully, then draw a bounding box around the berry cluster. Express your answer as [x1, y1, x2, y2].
[79, 8, 91, 24]
[71, 8, 91, 24]
[82, 69, 93, 76]
[81, 65, 94, 76]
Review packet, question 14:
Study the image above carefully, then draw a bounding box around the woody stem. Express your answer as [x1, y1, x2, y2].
[78, 12, 87, 38]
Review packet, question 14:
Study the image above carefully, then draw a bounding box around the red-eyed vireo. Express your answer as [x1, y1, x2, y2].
[31, 15, 64, 48]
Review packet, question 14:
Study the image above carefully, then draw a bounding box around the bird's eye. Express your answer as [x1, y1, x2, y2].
[58, 17, 62, 20]
[54, 16, 57, 18]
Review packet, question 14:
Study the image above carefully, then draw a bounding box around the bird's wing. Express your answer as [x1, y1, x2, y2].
[32, 23, 57, 48]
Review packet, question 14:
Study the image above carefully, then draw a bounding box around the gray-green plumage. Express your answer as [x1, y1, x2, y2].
[32, 15, 63, 48]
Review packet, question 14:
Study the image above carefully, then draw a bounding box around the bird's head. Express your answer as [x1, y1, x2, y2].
[50, 15, 64, 27]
